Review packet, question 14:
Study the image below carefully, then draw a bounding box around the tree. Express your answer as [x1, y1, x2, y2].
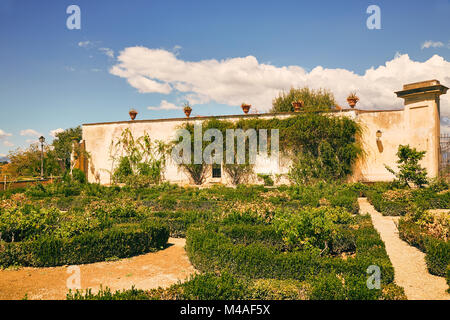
[385, 145, 428, 188]
[271, 87, 336, 113]
[5, 144, 62, 178]
[52, 126, 82, 171]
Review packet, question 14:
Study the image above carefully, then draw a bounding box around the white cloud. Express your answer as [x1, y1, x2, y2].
[110, 47, 450, 120]
[421, 40, 445, 49]
[78, 41, 92, 48]
[147, 100, 182, 111]
[99, 47, 114, 58]
[3, 141, 14, 147]
[0, 129, 12, 139]
[20, 129, 42, 137]
[50, 128, 64, 138]
[0, 153, 6, 157]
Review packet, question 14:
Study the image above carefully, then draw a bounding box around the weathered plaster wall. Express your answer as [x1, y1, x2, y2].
[82, 80, 446, 185]
[82, 113, 293, 185]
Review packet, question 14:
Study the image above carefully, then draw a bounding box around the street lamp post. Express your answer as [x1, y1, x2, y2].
[39, 136, 45, 179]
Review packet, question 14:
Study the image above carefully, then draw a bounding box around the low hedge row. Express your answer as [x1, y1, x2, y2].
[0, 222, 169, 267]
[398, 219, 450, 277]
[67, 271, 406, 301]
[365, 189, 408, 216]
[185, 216, 396, 299]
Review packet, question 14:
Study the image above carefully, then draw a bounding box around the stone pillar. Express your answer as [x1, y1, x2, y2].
[395, 80, 449, 178]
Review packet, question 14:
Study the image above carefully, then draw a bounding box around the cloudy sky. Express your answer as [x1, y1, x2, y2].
[1, 0, 450, 157]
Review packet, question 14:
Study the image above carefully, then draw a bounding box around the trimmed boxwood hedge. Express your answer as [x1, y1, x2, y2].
[398, 219, 450, 277]
[0, 221, 169, 267]
[186, 216, 395, 289]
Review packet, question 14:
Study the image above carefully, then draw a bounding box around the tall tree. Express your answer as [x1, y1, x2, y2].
[5, 144, 61, 178]
[271, 87, 336, 113]
[52, 126, 82, 171]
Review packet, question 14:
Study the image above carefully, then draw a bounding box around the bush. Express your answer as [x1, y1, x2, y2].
[186, 216, 395, 287]
[398, 218, 450, 277]
[67, 286, 151, 300]
[272, 206, 354, 251]
[446, 265, 450, 293]
[182, 272, 249, 300]
[0, 222, 169, 267]
[248, 279, 309, 300]
[424, 238, 450, 276]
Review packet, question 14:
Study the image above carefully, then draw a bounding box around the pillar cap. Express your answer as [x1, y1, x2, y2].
[395, 79, 448, 98]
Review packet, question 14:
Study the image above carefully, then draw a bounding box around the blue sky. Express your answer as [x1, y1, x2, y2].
[1, 0, 450, 156]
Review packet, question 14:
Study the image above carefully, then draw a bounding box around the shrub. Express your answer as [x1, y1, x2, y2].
[182, 272, 249, 300]
[67, 286, 151, 300]
[385, 145, 428, 188]
[186, 216, 395, 287]
[424, 237, 450, 276]
[398, 218, 450, 277]
[272, 206, 353, 251]
[446, 265, 450, 293]
[258, 174, 274, 186]
[0, 222, 169, 267]
[248, 279, 310, 300]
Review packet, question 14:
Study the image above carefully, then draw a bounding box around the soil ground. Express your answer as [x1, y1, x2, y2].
[358, 198, 449, 300]
[0, 238, 196, 300]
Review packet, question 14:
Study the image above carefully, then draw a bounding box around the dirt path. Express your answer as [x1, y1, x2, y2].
[0, 238, 196, 300]
[358, 198, 449, 300]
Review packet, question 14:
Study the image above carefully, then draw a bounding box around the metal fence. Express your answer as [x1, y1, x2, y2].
[1, 176, 60, 191]
[440, 134, 450, 177]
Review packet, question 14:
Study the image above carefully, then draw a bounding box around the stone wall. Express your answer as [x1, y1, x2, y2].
[81, 80, 448, 185]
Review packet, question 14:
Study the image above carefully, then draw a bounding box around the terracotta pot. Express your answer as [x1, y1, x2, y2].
[241, 104, 251, 114]
[129, 109, 138, 120]
[292, 101, 304, 112]
[347, 98, 358, 108]
[184, 108, 192, 118]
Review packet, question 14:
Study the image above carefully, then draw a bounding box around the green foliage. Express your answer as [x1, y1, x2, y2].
[424, 237, 450, 276]
[273, 206, 353, 251]
[446, 265, 450, 293]
[113, 156, 133, 182]
[52, 127, 82, 171]
[271, 87, 336, 113]
[173, 113, 361, 185]
[0, 222, 169, 267]
[111, 128, 168, 185]
[386, 145, 428, 188]
[5, 144, 62, 178]
[248, 278, 309, 300]
[67, 286, 151, 300]
[258, 174, 274, 186]
[71, 168, 86, 184]
[186, 215, 395, 294]
[181, 272, 249, 300]
[398, 218, 449, 276]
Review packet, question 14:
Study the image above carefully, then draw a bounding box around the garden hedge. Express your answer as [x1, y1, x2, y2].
[186, 216, 395, 299]
[0, 222, 169, 267]
[398, 219, 449, 277]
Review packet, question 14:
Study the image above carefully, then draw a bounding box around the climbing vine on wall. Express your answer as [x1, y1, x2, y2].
[174, 113, 362, 185]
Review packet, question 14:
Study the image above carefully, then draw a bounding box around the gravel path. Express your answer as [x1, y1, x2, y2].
[358, 198, 449, 300]
[0, 238, 196, 300]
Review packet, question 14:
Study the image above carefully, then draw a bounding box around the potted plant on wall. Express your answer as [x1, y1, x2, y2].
[347, 92, 359, 108]
[241, 103, 251, 114]
[291, 100, 304, 112]
[183, 102, 192, 118]
[129, 108, 138, 120]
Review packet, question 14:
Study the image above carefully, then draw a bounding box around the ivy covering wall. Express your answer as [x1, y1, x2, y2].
[175, 113, 362, 185]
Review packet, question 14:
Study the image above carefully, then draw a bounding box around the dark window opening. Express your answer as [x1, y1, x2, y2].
[212, 164, 221, 178]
